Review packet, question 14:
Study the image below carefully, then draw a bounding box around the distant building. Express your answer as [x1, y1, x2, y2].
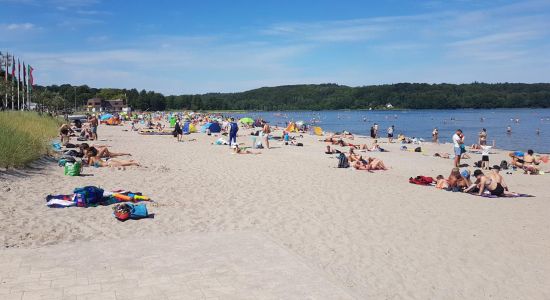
[386, 103, 393, 109]
[86, 98, 127, 112]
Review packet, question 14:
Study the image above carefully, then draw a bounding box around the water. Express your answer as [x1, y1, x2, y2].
[228, 108, 550, 153]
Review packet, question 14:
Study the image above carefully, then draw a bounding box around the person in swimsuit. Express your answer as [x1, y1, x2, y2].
[59, 124, 73, 146]
[87, 156, 141, 169]
[233, 145, 261, 155]
[473, 169, 515, 196]
[80, 143, 131, 158]
[435, 175, 449, 189]
[509, 151, 525, 168]
[353, 157, 388, 171]
[478, 128, 487, 146]
[262, 122, 271, 149]
[523, 149, 540, 174]
[489, 166, 508, 191]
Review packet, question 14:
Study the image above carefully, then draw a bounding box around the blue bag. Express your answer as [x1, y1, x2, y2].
[130, 204, 148, 219]
[73, 186, 105, 207]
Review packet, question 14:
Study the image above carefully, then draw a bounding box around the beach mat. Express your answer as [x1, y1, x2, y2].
[480, 193, 535, 198]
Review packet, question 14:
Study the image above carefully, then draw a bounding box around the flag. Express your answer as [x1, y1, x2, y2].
[23, 62, 26, 86]
[18, 59, 21, 84]
[28, 65, 34, 89]
[12, 56, 16, 83]
[4, 52, 8, 82]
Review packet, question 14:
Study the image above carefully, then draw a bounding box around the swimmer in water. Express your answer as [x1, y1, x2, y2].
[536, 128, 540, 135]
[506, 125, 512, 134]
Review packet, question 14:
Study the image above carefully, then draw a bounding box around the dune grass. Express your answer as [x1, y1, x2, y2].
[0, 111, 62, 168]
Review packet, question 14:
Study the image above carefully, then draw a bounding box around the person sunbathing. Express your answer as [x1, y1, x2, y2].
[233, 145, 261, 155]
[489, 166, 509, 191]
[473, 169, 516, 197]
[508, 151, 525, 168]
[523, 149, 540, 174]
[447, 168, 469, 191]
[434, 152, 451, 159]
[435, 175, 449, 189]
[80, 143, 131, 158]
[353, 157, 387, 171]
[347, 148, 362, 163]
[87, 156, 141, 169]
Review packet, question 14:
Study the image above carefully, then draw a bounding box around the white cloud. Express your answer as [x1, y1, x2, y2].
[5, 23, 35, 30]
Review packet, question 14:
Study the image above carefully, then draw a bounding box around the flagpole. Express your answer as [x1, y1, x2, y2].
[17, 59, 20, 110]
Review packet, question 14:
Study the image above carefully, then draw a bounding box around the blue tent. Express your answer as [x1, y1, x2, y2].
[182, 122, 191, 134]
[99, 114, 113, 121]
[205, 122, 221, 133]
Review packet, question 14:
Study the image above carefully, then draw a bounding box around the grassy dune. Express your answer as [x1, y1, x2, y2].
[0, 111, 61, 168]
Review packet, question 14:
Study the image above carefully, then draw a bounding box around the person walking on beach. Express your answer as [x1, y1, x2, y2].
[452, 129, 464, 168]
[387, 125, 394, 143]
[432, 128, 439, 144]
[228, 118, 238, 147]
[370, 125, 375, 139]
[374, 123, 379, 138]
[89, 114, 99, 141]
[479, 128, 487, 146]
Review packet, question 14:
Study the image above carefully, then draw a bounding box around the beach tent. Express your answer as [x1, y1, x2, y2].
[285, 122, 298, 133]
[99, 114, 113, 121]
[169, 116, 177, 128]
[183, 122, 191, 134]
[313, 126, 323, 136]
[201, 122, 221, 133]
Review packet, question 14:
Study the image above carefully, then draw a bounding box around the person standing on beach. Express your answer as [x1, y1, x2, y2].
[432, 128, 439, 144]
[452, 129, 464, 168]
[374, 123, 379, 138]
[370, 125, 375, 139]
[479, 128, 487, 146]
[89, 114, 99, 141]
[387, 125, 394, 143]
[262, 121, 271, 149]
[228, 118, 238, 147]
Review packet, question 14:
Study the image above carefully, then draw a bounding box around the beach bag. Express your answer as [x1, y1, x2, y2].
[64, 161, 81, 176]
[500, 160, 509, 170]
[337, 153, 349, 168]
[414, 147, 422, 152]
[58, 156, 76, 167]
[73, 186, 104, 207]
[296, 143, 303, 147]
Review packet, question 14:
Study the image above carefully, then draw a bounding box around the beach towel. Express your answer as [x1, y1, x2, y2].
[480, 193, 534, 198]
[409, 176, 434, 185]
[46, 194, 75, 208]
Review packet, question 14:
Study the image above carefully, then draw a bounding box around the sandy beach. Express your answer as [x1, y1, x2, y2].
[1, 123, 550, 299]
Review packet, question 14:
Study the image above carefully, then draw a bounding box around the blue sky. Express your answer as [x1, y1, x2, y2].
[1, 0, 550, 94]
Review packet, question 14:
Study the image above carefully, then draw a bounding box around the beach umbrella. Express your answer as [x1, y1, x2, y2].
[240, 117, 254, 125]
[99, 114, 113, 121]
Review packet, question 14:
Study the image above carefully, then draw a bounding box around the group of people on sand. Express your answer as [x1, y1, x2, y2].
[435, 166, 515, 197]
[324, 133, 389, 171]
[78, 143, 140, 169]
[509, 150, 545, 174]
[59, 115, 99, 146]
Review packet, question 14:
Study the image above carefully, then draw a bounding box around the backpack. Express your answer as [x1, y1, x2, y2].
[73, 186, 105, 207]
[64, 161, 81, 176]
[500, 160, 509, 170]
[414, 147, 422, 152]
[337, 153, 349, 168]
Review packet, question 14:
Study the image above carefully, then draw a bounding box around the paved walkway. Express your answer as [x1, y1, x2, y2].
[0, 231, 354, 300]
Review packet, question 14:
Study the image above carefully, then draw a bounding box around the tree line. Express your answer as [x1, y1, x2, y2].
[27, 82, 550, 111]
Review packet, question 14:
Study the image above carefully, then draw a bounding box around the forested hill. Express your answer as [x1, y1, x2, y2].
[33, 82, 550, 111]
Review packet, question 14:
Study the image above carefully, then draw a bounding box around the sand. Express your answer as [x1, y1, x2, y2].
[1, 122, 550, 299]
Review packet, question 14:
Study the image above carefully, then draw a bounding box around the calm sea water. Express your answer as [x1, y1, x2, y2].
[228, 109, 550, 153]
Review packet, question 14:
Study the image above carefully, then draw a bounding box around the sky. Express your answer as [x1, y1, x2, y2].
[1, 0, 550, 95]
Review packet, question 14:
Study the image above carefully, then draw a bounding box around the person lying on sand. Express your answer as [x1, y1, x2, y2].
[87, 156, 141, 169]
[347, 148, 362, 163]
[233, 145, 261, 155]
[80, 143, 131, 158]
[435, 175, 449, 189]
[434, 152, 451, 159]
[353, 157, 388, 171]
